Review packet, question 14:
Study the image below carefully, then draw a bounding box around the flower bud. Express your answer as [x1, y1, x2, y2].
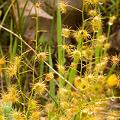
[37, 52, 47, 61]
[74, 76, 81, 88]
[108, 16, 116, 25]
[72, 50, 81, 59]
[60, 102, 69, 110]
[34, 82, 46, 95]
[112, 56, 119, 65]
[59, 1, 67, 13]
[61, 28, 70, 38]
[59, 88, 70, 101]
[74, 30, 87, 42]
[8, 65, 17, 77]
[14, 56, 21, 67]
[12, 112, 22, 120]
[92, 16, 102, 32]
[89, 9, 97, 17]
[45, 72, 54, 81]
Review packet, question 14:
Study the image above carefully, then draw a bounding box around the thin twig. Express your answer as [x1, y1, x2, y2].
[0, 2, 7, 9]
[0, 25, 35, 53]
[1, 73, 4, 93]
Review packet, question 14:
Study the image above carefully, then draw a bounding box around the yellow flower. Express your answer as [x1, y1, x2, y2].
[0, 115, 4, 120]
[107, 74, 119, 87]
[74, 76, 81, 88]
[0, 58, 5, 65]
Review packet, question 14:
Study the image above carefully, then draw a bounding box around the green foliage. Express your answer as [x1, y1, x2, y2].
[0, 0, 120, 119]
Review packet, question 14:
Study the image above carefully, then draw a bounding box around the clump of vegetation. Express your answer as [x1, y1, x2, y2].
[0, 0, 120, 119]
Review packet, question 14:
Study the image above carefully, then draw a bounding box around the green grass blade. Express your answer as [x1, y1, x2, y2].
[46, 89, 58, 105]
[19, 0, 29, 29]
[49, 47, 55, 98]
[48, 103, 56, 120]
[0, 0, 15, 29]
[106, 64, 116, 80]
[67, 58, 78, 90]
[10, 19, 13, 62]
[57, 0, 64, 87]
[12, 37, 18, 58]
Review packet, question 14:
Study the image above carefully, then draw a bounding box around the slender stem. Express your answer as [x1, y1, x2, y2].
[67, 5, 82, 12]
[25, 0, 40, 118]
[82, 0, 84, 29]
